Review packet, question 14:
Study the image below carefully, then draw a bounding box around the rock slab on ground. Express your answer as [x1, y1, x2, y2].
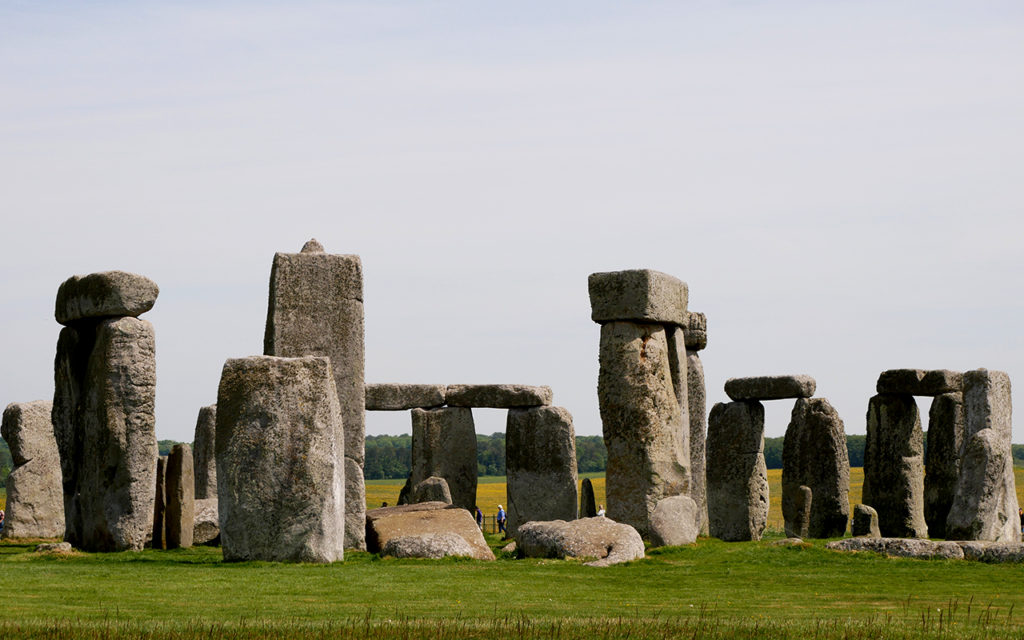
[365, 502, 494, 560]
[505, 406, 578, 537]
[365, 384, 446, 410]
[515, 517, 645, 567]
[782, 398, 850, 538]
[1, 400, 64, 539]
[706, 400, 768, 542]
[827, 537, 964, 560]
[724, 375, 816, 402]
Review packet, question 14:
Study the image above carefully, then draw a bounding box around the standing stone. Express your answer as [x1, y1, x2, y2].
[788, 486, 812, 539]
[263, 241, 365, 550]
[410, 476, 453, 504]
[852, 504, 881, 538]
[216, 356, 345, 563]
[193, 498, 220, 545]
[649, 495, 699, 547]
[152, 456, 167, 549]
[165, 444, 195, 549]
[398, 407, 477, 512]
[686, 348, 708, 536]
[192, 405, 217, 500]
[580, 478, 597, 518]
[782, 398, 850, 538]
[946, 369, 1019, 543]
[862, 394, 927, 539]
[924, 392, 964, 538]
[0, 401, 64, 539]
[505, 406, 579, 537]
[706, 401, 768, 542]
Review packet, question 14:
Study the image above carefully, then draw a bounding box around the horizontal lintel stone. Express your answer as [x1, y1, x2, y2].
[724, 375, 816, 401]
[55, 271, 159, 325]
[445, 384, 552, 408]
[876, 369, 962, 396]
[588, 269, 688, 325]
[365, 384, 446, 411]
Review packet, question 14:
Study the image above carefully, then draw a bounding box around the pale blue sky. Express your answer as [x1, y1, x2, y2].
[2, 1, 1022, 442]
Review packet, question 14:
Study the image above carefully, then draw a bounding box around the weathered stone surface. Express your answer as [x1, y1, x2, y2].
[782, 398, 850, 538]
[193, 498, 220, 545]
[706, 401, 768, 542]
[649, 495, 699, 547]
[381, 533, 477, 559]
[165, 444, 194, 549]
[263, 243, 364, 550]
[215, 355, 345, 563]
[852, 504, 880, 538]
[365, 384, 445, 411]
[687, 350, 708, 536]
[946, 370, 1019, 543]
[365, 502, 494, 560]
[598, 321, 690, 538]
[924, 393, 964, 538]
[411, 476, 452, 505]
[786, 486, 812, 539]
[301, 238, 324, 253]
[192, 405, 217, 500]
[876, 369, 963, 396]
[827, 537, 964, 560]
[54, 316, 158, 552]
[152, 456, 167, 549]
[862, 394, 928, 538]
[769, 537, 807, 547]
[0, 400, 64, 539]
[724, 375, 816, 402]
[515, 517, 644, 567]
[958, 541, 1024, 563]
[580, 478, 597, 518]
[445, 385, 552, 408]
[683, 312, 707, 351]
[399, 408, 477, 512]
[35, 542, 73, 553]
[55, 271, 159, 325]
[506, 406, 578, 537]
[588, 269, 688, 325]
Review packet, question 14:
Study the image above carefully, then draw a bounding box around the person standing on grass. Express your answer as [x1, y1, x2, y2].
[0, 509, 5, 534]
[475, 506, 483, 529]
[497, 504, 506, 534]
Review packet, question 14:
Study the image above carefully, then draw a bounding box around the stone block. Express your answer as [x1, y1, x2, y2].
[924, 393, 964, 538]
[649, 495, 699, 547]
[862, 394, 927, 539]
[827, 537, 964, 560]
[192, 405, 217, 500]
[683, 312, 707, 351]
[588, 269, 688, 325]
[515, 517, 644, 567]
[0, 400, 64, 539]
[365, 502, 493, 560]
[505, 406, 578, 537]
[687, 350, 708, 536]
[782, 398, 850, 538]
[580, 478, 597, 518]
[852, 504, 880, 538]
[398, 408, 477, 512]
[444, 384, 552, 408]
[876, 369, 963, 396]
[706, 400, 768, 542]
[724, 375, 816, 401]
[959, 542, 1024, 563]
[193, 498, 220, 545]
[410, 476, 452, 504]
[365, 384, 446, 410]
[55, 271, 159, 325]
[165, 444, 194, 549]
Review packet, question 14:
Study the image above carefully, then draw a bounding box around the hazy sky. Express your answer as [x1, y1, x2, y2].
[2, 1, 1022, 444]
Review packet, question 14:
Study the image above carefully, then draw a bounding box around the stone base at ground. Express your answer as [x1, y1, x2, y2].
[648, 495, 699, 547]
[381, 533, 477, 559]
[514, 517, 644, 567]
[365, 502, 494, 561]
[852, 504, 880, 538]
[826, 537, 964, 559]
[193, 498, 220, 545]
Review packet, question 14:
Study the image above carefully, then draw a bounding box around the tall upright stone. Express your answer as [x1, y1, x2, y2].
[684, 311, 708, 535]
[263, 239, 366, 550]
[862, 394, 927, 539]
[946, 369, 1019, 542]
[165, 444, 195, 549]
[782, 398, 850, 538]
[706, 400, 768, 541]
[152, 456, 167, 549]
[192, 405, 217, 500]
[216, 355, 345, 563]
[505, 406, 579, 536]
[580, 478, 597, 518]
[53, 271, 159, 552]
[0, 401, 64, 539]
[398, 407, 478, 512]
[924, 392, 964, 538]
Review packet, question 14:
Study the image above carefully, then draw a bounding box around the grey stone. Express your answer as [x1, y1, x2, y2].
[683, 312, 707, 351]
[55, 271, 159, 326]
[365, 502, 494, 560]
[444, 384, 552, 408]
[365, 384, 446, 411]
[580, 478, 597, 518]
[399, 408, 477, 512]
[946, 369, 1019, 543]
[165, 444, 194, 549]
[649, 495, 699, 547]
[215, 355, 345, 563]
[35, 542, 73, 553]
[54, 316, 158, 552]
[192, 405, 217, 500]
[411, 476, 452, 505]
[263, 244, 365, 550]
[301, 238, 324, 253]
[876, 369, 963, 396]
[852, 504, 880, 538]
[514, 517, 644, 567]
[598, 321, 690, 538]
[687, 349, 708, 536]
[827, 537, 964, 560]
[786, 486, 812, 539]
[193, 498, 220, 545]
[724, 375, 816, 402]
[505, 406, 578, 537]
[782, 398, 850, 538]
[958, 541, 1024, 563]
[381, 533, 477, 559]
[588, 269, 688, 325]
[0, 400, 64, 539]
[862, 394, 928, 538]
[152, 456, 167, 549]
[924, 393, 964, 538]
[769, 537, 807, 547]
[706, 401, 768, 542]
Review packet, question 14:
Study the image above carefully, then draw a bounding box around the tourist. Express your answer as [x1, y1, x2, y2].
[597, 504, 606, 517]
[1019, 507, 1023, 535]
[474, 506, 483, 529]
[0, 509, 5, 534]
[496, 504, 506, 533]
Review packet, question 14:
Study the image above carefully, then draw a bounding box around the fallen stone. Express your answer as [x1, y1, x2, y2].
[827, 537, 964, 559]
[724, 375, 816, 402]
[687, 349, 708, 536]
[852, 504, 880, 538]
[0, 400, 64, 539]
[55, 271, 159, 325]
[580, 478, 597, 518]
[782, 398, 850, 538]
[381, 533, 477, 559]
[216, 355, 345, 563]
[505, 406, 578, 537]
[445, 385, 552, 408]
[365, 502, 494, 561]
[515, 517, 644, 567]
[683, 312, 707, 351]
[398, 407, 477, 512]
[862, 393, 928, 538]
[588, 269, 688, 325]
[411, 476, 452, 505]
[769, 538, 808, 547]
[192, 405, 217, 500]
[876, 369, 963, 396]
[649, 495, 699, 547]
[365, 384, 446, 411]
[924, 393, 964, 538]
[193, 498, 220, 545]
[958, 541, 1024, 563]
[152, 456, 167, 549]
[706, 400, 768, 542]
[35, 542, 73, 553]
[165, 443, 194, 549]
[501, 541, 517, 554]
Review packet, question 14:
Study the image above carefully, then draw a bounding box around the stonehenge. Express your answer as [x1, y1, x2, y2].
[684, 312, 709, 535]
[706, 399, 768, 541]
[192, 405, 217, 500]
[398, 407, 478, 511]
[782, 397, 850, 538]
[1, 400, 64, 539]
[152, 456, 168, 549]
[863, 392, 928, 538]
[580, 478, 597, 518]
[365, 502, 494, 560]
[505, 406, 578, 537]
[165, 444, 195, 549]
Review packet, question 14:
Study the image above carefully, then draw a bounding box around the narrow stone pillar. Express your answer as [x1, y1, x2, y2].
[924, 392, 964, 538]
[580, 478, 597, 518]
[862, 393, 927, 538]
[398, 407, 477, 512]
[0, 400, 64, 539]
[782, 398, 850, 538]
[684, 311, 708, 535]
[706, 400, 768, 541]
[505, 406, 579, 537]
[192, 405, 217, 500]
[166, 443, 195, 549]
[264, 239, 365, 550]
[152, 456, 167, 549]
